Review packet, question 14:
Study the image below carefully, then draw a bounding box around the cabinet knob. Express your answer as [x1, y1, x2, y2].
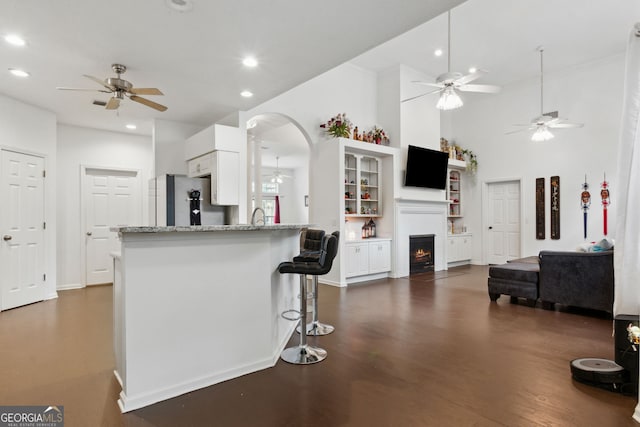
[488, 226, 493, 230]
[86, 232, 92, 236]
[3, 235, 12, 241]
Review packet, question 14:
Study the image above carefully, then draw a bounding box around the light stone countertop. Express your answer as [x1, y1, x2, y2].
[111, 224, 311, 233]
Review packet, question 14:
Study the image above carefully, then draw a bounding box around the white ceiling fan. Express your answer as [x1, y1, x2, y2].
[402, 10, 501, 109]
[262, 156, 291, 184]
[506, 47, 583, 141]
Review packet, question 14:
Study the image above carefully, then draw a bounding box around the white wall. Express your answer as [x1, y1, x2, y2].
[0, 94, 58, 299]
[153, 119, 203, 177]
[451, 54, 625, 261]
[377, 65, 445, 202]
[244, 63, 379, 147]
[56, 124, 153, 287]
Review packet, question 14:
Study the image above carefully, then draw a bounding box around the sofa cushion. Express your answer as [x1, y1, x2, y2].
[489, 262, 539, 283]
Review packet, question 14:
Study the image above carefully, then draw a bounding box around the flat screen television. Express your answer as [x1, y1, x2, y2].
[404, 145, 449, 190]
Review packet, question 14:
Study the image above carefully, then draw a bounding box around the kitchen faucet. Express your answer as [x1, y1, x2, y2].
[251, 207, 266, 226]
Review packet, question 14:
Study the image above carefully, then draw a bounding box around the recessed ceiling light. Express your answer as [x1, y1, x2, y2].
[126, 124, 137, 130]
[468, 67, 477, 74]
[240, 90, 253, 98]
[4, 34, 26, 47]
[434, 49, 443, 57]
[8, 68, 30, 78]
[165, 0, 193, 12]
[242, 57, 258, 68]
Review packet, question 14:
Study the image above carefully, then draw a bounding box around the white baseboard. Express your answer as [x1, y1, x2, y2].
[57, 283, 84, 291]
[45, 291, 58, 300]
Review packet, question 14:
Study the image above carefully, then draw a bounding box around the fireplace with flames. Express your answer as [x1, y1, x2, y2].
[410, 234, 435, 274]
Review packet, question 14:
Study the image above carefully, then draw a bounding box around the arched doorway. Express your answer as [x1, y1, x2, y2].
[246, 113, 311, 224]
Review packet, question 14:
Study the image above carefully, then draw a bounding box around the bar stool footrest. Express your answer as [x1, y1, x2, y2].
[281, 309, 301, 321]
[297, 321, 335, 336]
[280, 345, 327, 365]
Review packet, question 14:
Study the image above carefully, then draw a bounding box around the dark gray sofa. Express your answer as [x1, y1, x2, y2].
[538, 250, 614, 313]
[487, 250, 614, 314]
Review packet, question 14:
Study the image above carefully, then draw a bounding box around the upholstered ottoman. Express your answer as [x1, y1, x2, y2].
[488, 262, 539, 307]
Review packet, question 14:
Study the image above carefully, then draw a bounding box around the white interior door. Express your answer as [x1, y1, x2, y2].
[83, 168, 141, 285]
[486, 180, 521, 264]
[0, 150, 46, 310]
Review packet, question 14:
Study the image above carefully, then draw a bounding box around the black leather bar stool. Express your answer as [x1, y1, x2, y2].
[278, 233, 338, 364]
[294, 231, 339, 336]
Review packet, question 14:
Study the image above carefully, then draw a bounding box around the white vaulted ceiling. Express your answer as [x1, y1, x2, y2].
[0, 0, 462, 135]
[1, 0, 637, 138]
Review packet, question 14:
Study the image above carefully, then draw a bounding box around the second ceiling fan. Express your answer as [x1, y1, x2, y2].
[403, 10, 501, 109]
[506, 47, 583, 141]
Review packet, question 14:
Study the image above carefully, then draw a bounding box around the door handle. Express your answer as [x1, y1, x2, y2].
[3, 235, 12, 241]
[86, 232, 92, 236]
[488, 226, 493, 230]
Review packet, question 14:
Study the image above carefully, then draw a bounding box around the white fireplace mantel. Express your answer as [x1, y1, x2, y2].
[393, 199, 449, 277]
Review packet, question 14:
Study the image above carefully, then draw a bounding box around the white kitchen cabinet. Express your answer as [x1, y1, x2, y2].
[210, 151, 239, 205]
[345, 239, 391, 278]
[345, 242, 369, 277]
[368, 240, 391, 274]
[447, 234, 472, 264]
[189, 151, 239, 205]
[185, 124, 240, 161]
[188, 153, 214, 178]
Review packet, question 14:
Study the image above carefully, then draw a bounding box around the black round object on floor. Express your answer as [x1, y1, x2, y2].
[570, 358, 627, 392]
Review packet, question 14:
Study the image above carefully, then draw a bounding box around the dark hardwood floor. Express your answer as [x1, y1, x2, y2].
[0, 265, 636, 426]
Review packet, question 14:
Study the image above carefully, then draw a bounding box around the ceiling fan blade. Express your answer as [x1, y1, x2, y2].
[411, 81, 444, 88]
[129, 95, 168, 112]
[83, 74, 115, 91]
[105, 97, 120, 110]
[505, 127, 533, 135]
[455, 69, 488, 85]
[457, 84, 502, 94]
[56, 86, 111, 93]
[401, 88, 442, 103]
[549, 122, 584, 129]
[130, 87, 164, 96]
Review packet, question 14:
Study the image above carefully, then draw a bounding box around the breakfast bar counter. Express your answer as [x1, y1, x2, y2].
[110, 224, 308, 412]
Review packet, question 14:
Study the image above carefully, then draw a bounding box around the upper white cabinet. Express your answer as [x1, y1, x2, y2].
[210, 151, 239, 205]
[344, 153, 381, 217]
[185, 124, 240, 161]
[187, 151, 239, 205]
[446, 160, 466, 235]
[185, 124, 241, 205]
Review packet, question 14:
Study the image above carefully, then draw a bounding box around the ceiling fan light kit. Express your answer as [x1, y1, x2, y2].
[531, 126, 554, 142]
[436, 86, 463, 110]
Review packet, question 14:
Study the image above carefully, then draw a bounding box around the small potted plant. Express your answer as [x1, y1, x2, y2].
[320, 113, 353, 138]
[461, 149, 478, 174]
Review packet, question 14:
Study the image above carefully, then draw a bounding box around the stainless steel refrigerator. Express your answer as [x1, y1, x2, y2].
[149, 174, 227, 226]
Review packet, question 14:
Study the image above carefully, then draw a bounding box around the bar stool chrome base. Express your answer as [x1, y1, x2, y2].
[280, 344, 327, 365]
[297, 321, 335, 336]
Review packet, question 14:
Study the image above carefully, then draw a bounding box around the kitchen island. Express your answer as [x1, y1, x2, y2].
[110, 224, 308, 412]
